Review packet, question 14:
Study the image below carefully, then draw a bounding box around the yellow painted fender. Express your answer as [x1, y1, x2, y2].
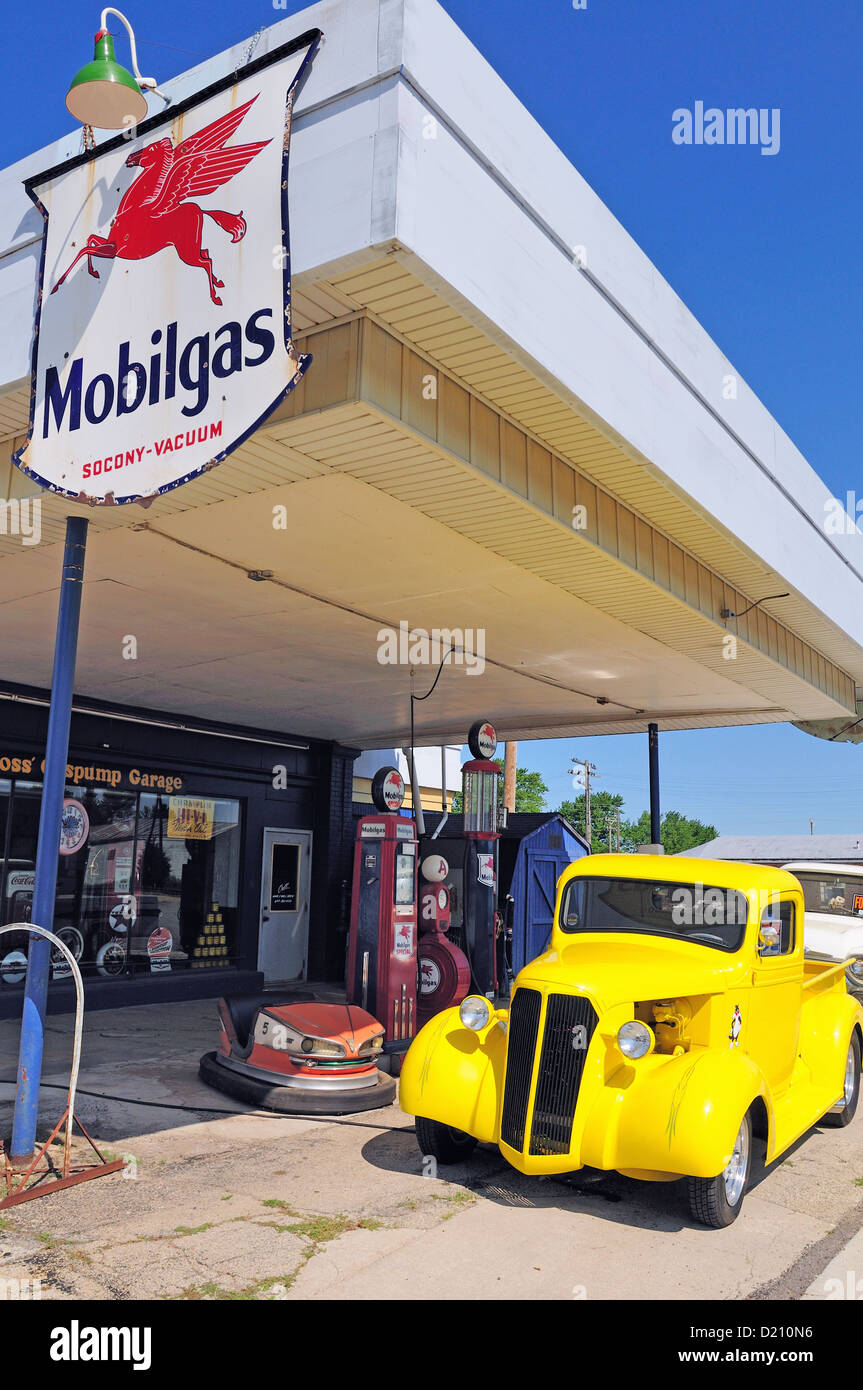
[399, 1007, 506, 1142]
[581, 1047, 767, 1180]
[799, 986, 863, 1093]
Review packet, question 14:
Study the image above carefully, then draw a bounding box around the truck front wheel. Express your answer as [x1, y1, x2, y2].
[687, 1111, 752, 1228]
[415, 1116, 478, 1165]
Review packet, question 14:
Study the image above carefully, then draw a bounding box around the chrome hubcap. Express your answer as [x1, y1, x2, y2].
[724, 1119, 749, 1206]
[843, 1045, 856, 1107]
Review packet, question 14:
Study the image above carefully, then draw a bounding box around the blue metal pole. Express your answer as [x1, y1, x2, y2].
[10, 516, 88, 1164]
[648, 721, 661, 847]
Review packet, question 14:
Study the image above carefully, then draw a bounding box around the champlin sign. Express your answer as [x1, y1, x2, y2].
[14, 29, 321, 506]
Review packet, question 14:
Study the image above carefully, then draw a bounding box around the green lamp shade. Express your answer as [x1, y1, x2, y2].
[66, 30, 148, 128]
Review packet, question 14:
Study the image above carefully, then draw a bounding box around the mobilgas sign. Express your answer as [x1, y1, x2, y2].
[14, 30, 321, 506]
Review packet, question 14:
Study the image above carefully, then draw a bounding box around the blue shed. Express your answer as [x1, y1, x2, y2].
[498, 814, 589, 976]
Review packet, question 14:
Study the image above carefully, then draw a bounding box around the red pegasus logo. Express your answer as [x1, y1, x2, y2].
[51, 95, 270, 305]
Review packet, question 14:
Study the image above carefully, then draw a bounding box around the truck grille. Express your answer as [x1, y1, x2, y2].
[500, 988, 541, 1151]
[529, 994, 598, 1155]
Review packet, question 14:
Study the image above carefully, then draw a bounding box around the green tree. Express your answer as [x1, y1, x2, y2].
[452, 761, 548, 813]
[621, 809, 717, 855]
[557, 791, 625, 852]
[500, 763, 548, 813]
[556, 792, 717, 855]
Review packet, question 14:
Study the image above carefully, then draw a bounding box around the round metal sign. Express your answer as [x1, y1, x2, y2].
[420, 854, 449, 882]
[467, 720, 498, 760]
[370, 766, 406, 813]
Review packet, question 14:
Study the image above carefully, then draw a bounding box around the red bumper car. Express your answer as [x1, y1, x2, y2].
[199, 994, 397, 1114]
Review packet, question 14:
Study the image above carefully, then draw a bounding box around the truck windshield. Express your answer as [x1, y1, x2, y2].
[795, 872, 863, 919]
[559, 876, 749, 952]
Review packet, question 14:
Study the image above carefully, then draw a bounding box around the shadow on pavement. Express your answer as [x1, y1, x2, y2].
[359, 1123, 827, 1235]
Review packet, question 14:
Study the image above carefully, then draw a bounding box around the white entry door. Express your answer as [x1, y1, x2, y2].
[258, 828, 312, 982]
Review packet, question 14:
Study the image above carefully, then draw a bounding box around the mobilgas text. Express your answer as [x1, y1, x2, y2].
[41, 308, 276, 440]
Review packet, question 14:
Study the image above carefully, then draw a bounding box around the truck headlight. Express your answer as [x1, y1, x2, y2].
[459, 995, 492, 1030]
[846, 960, 863, 986]
[617, 1020, 654, 1059]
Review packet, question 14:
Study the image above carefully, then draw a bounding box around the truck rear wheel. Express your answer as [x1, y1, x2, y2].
[415, 1115, 478, 1165]
[822, 1032, 861, 1128]
[687, 1111, 752, 1228]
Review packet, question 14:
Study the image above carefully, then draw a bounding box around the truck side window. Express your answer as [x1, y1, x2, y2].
[760, 900, 795, 956]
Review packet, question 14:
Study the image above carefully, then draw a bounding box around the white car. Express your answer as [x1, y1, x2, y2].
[782, 861, 863, 998]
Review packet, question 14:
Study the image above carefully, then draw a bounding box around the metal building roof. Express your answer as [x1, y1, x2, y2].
[678, 835, 863, 862]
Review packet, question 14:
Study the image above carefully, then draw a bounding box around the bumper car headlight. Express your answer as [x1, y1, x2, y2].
[459, 995, 492, 1030]
[358, 1034, 385, 1056]
[617, 1020, 654, 1059]
[299, 1037, 346, 1057]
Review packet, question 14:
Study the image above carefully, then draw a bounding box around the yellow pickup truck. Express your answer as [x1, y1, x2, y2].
[400, 855, 862, 1226]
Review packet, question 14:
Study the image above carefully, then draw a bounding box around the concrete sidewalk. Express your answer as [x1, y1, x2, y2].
[2, 998, 863, 1301]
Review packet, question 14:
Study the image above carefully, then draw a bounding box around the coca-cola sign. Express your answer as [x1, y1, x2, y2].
[14, 29, 320, 506]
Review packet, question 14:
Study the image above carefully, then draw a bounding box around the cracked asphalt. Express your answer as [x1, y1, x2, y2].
[2, 998, 863, 1301]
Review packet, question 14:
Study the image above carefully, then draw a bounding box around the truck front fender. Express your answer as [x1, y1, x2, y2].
[399, 1007, 506, 1142]
[581, 1047, 768, 1180]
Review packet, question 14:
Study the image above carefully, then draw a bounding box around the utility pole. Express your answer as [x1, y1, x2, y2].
[503, 741, 517, 815]
[570, 757, 599, 848]
[615, 805, 621, 852]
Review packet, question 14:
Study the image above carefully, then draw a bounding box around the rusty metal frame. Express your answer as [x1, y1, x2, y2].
[0, 1115, 125, 1209]
[0, 923, 126, 1208]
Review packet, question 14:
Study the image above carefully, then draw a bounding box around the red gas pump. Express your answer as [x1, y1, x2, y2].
[346, 767, 418, 1065]
[417, 853, 470, 1024]
[461, 721, 501, 998]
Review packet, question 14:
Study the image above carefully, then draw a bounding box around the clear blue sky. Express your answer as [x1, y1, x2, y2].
[3, 0, 862, 834]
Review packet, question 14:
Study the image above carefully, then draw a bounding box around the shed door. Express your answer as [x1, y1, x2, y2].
[527, 853, 560, 960]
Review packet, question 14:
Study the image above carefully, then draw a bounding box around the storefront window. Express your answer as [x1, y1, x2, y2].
[136, 794, 241, 972]
[56, 785, 139, 979]
[0, 778, 242, 988]
[1, 781, 38, 986]
[6, 781, 39, 874]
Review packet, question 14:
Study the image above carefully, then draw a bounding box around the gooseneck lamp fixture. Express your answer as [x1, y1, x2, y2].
[720, 592, 789, 622]
[66, 8, 164, 129]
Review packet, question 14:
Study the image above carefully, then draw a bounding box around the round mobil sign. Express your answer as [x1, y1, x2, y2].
[468, 720, 498, 760]
[371, 766, 406, 813]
